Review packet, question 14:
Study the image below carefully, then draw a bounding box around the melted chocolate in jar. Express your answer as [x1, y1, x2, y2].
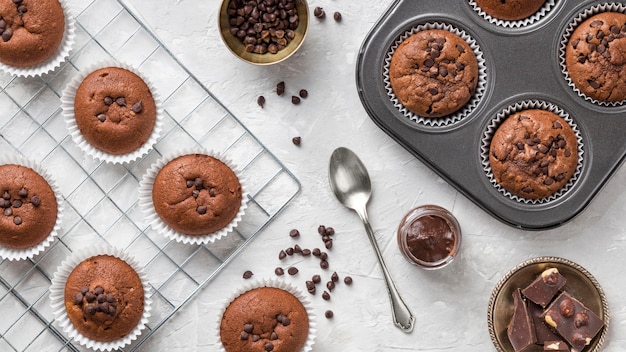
[405, 214, 455, 263]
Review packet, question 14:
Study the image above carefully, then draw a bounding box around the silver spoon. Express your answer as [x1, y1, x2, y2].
[328, 147, 415, 333]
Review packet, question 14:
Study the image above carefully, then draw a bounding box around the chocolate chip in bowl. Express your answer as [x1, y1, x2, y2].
[218, 0, 309, 65]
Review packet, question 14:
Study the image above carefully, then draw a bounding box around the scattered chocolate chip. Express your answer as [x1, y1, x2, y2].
[320, 252, 328, 261]
[333, 11, 342, 22]
[299, 89, 308, 98]
[344, 276, 353, 285]
[243, 270, 253, 279]
[277, 81, 285, 96]
[294, 244, 302, 253]
[331, 272, 339, 282]
[312, 248, 321, 257]
[291, 96, 300, 105]
[279, 250, 287, 260]
[301, 248, 311, 256]
[322, 291, 331, 300]
[325, 240, 333, 249]
[326, 281, 335, 291]
[317, 225, 326, 234]
[132, 101, 143, 113]
[257, 95, 265, 108]
[287, 267, 299, 275]
[286, 247, 294, 256]
[325, 310, 334, 319]
[320, 260, 329, 269]
[306, 280, 315, 291]
[313, 6, 325, 19]
[289, 229, 300, 238]
[292, 136, 301, 146]
[312, 274, 321, 284]
[275, 267, 284, 276]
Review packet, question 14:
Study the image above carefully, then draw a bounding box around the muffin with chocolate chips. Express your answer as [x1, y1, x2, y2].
[489, 109, 579, 200]
[0, 164, 58, 250]
[64, 254, 145, 343]
[220, 286, 310, 352]
[0, 0, 65, 68]
[389, 29, 479, 118]
[151, 153, 243, 236]
[473, 0, 547, 21]
[565, 12, 626, 102]
[73, 66, 157, 156]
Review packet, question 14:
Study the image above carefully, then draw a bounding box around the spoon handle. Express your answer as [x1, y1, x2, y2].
[358, 208, 415, 333]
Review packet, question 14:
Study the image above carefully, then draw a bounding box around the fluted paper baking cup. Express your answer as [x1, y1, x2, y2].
[61, 60, 163, 164]
[559, 3, 626, 107]
[216, 277, 317, 352]
[49, 245, 152, 351]
[138, 147, 248, 245]
[481, 100, 584, 204]
[383, 22, 487, 127]
[468, 0, 556, 28]
[0, 0, 76, 77]
[0, 154, 64, 261]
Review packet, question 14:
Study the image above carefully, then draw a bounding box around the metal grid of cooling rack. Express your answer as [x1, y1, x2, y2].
[0, 0, 300, 351]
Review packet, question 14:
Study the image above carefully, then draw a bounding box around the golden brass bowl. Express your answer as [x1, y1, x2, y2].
[218, 0, 309, 65]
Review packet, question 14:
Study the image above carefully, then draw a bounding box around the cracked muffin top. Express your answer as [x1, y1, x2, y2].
[389, 29, 478, 118]
[151, 154, 242, 236]
[565, 12, 626, 102]
[473, 0, 546, 21]
[0, 0, 65, 67]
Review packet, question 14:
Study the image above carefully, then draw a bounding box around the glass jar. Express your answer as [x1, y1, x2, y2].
[397, 205, 462, 270]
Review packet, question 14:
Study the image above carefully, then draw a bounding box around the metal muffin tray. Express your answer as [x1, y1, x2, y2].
[356, 0, 626, 230]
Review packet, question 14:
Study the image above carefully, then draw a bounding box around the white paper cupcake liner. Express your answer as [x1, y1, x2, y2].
[0, 0, 76, 77]
[61, 60, 164, 164]
[216, 277, 317, 352]
[138, 147, 248, 245]
[49, 245, 152, 351]
[468, 0, 557, 28]
[559, 3, 626, 107]
[480, 100, 584, 204]
[383, 22, 487, 127]
[0, 154, 64, 261]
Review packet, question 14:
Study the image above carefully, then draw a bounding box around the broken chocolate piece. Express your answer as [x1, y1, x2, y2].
[529, 301, 562, 345]
[542, 292, 604, 352]
[522, 268, 566, 308]
[508, 289, 537, 352]
[543, 340, 569, 351]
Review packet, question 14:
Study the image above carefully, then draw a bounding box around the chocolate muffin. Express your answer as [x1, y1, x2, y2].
[64, 255, 144, 343]
[474, 0, 547, 21]
[0, 0, 65, 67]
[152, 154, 243, 236]
[565, 12, 626, 102]
[73, 67, 157, 155]
[489, 109, 579, 200]
[389, 29, 478, 118]
[220, 287, 309, 352]
[0, 164, 58, 249]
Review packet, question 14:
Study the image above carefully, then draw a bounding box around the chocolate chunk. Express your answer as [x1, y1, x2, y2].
[528, 301, 561, 344]
[243, 270, 253, 279]
[542, 292, 604, 352]
[507, 289, 537, 352]
[132, 101, 143, 113]
[257, 95, 265, 108]
[522, 268, 567, 308]
[325, 310, 334, 319]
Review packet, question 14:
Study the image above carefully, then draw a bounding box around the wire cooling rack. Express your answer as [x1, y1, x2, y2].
[0, 0, 300, 350]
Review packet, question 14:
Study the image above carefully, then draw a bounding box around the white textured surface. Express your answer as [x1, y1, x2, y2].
[121, 0, 626, 351]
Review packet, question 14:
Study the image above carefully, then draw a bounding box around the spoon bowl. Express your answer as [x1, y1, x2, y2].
[328, 147, 415, 333]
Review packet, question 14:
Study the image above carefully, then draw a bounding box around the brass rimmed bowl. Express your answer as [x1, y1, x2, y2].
[218, 0, 309, 65]
[487, 256, 609, 352]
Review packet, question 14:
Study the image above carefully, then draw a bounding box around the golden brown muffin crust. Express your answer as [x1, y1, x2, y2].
[489, 109, 579, 199]
[73, 67, 157, 155]
[565, 12, 626, 102]
[220, 287, 309, 352]
[389, 29, 478, 118]
[64, 255, 144, 343]
[0, 0, 65, 67]
[152, 154, 242, 236]
[0, 164, 58, 249]
[474, 0, 546, 21]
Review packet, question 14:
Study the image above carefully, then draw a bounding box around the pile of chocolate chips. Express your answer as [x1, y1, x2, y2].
[96, 96, 143, 122]
[0, 0, 28, 42]
[74, 286, 118, 317]
[0, 188, 40, 226]
[239, 314, 291, 351]
[184, 177, 216, 214]
[227, 0, 300, 54]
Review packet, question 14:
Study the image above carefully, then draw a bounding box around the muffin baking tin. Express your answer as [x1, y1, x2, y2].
[356, 0, 626, 229]
[0, 0, 299, 351]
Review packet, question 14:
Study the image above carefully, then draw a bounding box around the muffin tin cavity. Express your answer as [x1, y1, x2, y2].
[357, 0, 626, 229]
